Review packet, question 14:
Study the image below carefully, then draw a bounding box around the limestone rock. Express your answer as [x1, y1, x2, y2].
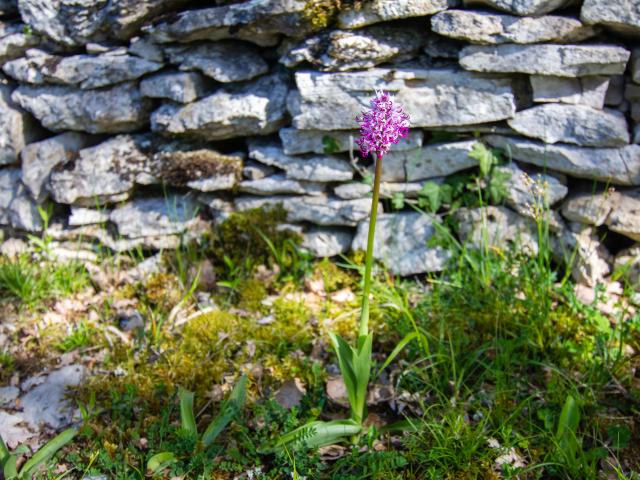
[338, 0, 455, 29]
[166, 41, 268, 83]
[0, 237, 27, 258]
[20, 365, 86, 430]
[557, 225, 611, 286]
[46, 220, 208, 252]
[48, 134, 148, 205]
[302, 227, 353, 257]
[507, 104, 630, 147]
[18, 0, 192, 45]
[153, 147, 244, 193]
[335, 182, 427, 200]
[20, 132, 93, 201]
[0, 385, 19, 407]
[485, 135, 640, 186]
[380, 140, 478, 182]
[0, 168, 42, 231]
[580, 0, 640, 37]
[235, 195, 375, 227]
[279, 128, 422, 155]
[334, 182, 372, 199]
[248, 141, 353, 183]
[3, 50, 163, 89]
[0, 83, 39, 165]
[69, 206, 108, 226]
[0, 29, 39, 63]
[140, 71, 210, 104]
[48, 135, 244, 205]
[455, 206, 539, 254]
[380, 182, 427, 199]
[12, 82, 152, 134]
[462, 0, 574, 16]
[243, 160, 275, 180]
[240, 174, 325, 196]
[151, 72, 288, 141]
[606, 190, 640, 241]
[352, 212, 451, 276]
[497, 162, 568, 216]
[290, 68, 515, 130]
[240, 174, 324, 195]
[109, 196, 200, 238]
[0, 411, 33, 448]
[281, 25, 423, 72]
[432, 10, 598, 44]
[530, 76, 609, 109]
[145, 0, 311, 46]
[128, 36, 164, 63]
[614, 245, 640, 285]
[459, 44, 630, 77]
[561, 191, 617, 226]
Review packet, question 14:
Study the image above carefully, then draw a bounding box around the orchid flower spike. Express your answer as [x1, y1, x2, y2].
[355, 90, 410, 159]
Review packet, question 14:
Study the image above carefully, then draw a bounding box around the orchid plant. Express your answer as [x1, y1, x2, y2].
[277, 91, 411, 449]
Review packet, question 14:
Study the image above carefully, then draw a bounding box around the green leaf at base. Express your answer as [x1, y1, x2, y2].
[19, 428, 76, 479]
[179, 388, 198, 438]
[202, 374, 248, 447]
[147, 452, 178, 475]
[275, 419, 362, 451]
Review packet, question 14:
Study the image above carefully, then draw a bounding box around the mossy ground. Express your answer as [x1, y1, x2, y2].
[0, 207, 639, 479]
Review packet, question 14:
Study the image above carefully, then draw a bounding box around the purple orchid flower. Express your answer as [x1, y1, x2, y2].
[355, 90, 410, 159]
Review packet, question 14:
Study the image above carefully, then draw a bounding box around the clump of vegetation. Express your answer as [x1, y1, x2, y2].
[210, 206, 302, 278]
[0, 255, 90, 308]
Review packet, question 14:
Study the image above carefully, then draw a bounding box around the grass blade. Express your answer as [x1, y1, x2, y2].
[201, 375, 248, 447]
[377, 332, 418, 378]
[556, 394, 580, 462]
[328, 333, 358, 413]
[19, 428, 76, 479]
[178, 388, 198, 437]
[352, 333, 372, 424]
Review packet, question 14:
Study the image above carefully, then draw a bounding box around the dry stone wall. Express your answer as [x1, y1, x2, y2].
[0, 0, 639, 285]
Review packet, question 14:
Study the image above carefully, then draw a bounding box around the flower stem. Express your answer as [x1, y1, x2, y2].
[358, 153, 382, 340]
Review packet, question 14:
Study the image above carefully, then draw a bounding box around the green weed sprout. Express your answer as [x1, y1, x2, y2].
[1, 428, 77, 479]
[277, 92, 411, 449]
[146, 374, 248, 476]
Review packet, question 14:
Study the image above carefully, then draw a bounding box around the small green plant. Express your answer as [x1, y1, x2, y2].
[0, 256, 43, 305]
[26, 204, 54, 255]
[255, 228, 313, 284]
[1, 428, 77, 479]
[547, 395, 607, 478]
[278, 92, 417, 449]
[322, 135, 342, 154]
[0, 351, 14, 381]
[146, 375, 248, 476]
[0, 254, 90, 308]
[56, 320, 94, 352]
[216, 255, 251, 296]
